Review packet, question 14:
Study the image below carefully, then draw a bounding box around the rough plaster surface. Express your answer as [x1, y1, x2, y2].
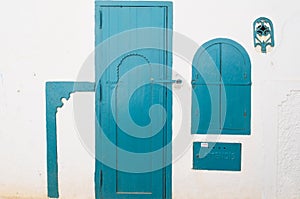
[278, 91, 300, 199]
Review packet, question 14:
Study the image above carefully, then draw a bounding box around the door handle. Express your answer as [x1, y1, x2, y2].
[150, 78, 182, 85]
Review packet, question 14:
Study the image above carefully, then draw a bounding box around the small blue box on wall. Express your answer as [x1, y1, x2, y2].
[193, 142, 242, 171]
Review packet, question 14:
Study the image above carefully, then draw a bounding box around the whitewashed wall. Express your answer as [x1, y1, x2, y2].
[0, 0, 300, 198]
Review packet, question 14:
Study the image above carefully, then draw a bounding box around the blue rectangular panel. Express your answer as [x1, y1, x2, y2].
[193, 142, 241, 171]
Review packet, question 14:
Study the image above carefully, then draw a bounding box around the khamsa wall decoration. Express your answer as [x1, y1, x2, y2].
[253, 17, 275, 53]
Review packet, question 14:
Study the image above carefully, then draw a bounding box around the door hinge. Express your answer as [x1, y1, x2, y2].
[99, 83, 102, 102]
[99, 10, 103, 29]
[100, 170, 103, 190]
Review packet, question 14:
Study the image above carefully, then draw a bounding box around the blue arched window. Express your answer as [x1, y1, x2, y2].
[192, 38, 251, 135]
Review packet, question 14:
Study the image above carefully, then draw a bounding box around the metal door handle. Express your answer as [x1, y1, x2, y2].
[150, 78, 182, 84]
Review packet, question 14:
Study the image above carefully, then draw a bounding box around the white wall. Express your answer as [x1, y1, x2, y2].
[0, 0, 300, 198]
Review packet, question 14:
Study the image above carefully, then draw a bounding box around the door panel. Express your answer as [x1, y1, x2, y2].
[220, 42, 251, 133]
[95, 2, 172, 199]
[192, 85, 220, 133]
[114, 53, 164, 197]
[191, 42, 221, 134]
[221, 85, 251, 132]
[221, 43, 250, 84]
[192, 43, 221, 84]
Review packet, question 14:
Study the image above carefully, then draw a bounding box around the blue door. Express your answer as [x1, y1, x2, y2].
[95, 2, 172, 199]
